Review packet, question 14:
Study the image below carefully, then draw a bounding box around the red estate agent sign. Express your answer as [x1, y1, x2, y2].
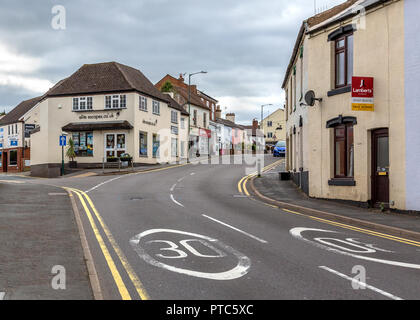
[351, 76, 374, 111]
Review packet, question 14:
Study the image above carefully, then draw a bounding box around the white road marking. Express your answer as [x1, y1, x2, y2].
[319, 266, 403, 300]
[130, 229, 251, 280]
[85, 176, 123, 193]
[48, 193, 68, 196]
[170, 194, 184, 207]
[290, 227, 420, 270]
[190, 172, 195, 176]
[0, 292, 5, 300]
[202, 214, 268, 244]
[170, 183, 177, 192]
[0, 180, 24, 184]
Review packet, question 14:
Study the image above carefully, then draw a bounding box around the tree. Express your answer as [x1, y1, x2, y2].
[161, 81, 174, 93]
[66, 138, 76, 162]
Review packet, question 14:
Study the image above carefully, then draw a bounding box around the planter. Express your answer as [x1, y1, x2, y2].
[120, 158, 132, 167]
[69, 161, 78, 168]
[107, 157, 119, 163]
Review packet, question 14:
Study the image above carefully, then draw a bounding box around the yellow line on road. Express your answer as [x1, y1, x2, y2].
[65, 188, 132, 300]
[238, 159, 284, 194]
[77, 189, 150, 300]
[282, 208, 420, 248]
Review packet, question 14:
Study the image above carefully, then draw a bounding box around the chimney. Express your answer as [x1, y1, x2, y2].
[179, 73, 184, 82]
[226, 113, 235, 123]
[252, 118, 259, 135]
[215, 105, 222, 119]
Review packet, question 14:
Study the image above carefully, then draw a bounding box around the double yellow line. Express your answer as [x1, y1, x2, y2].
[238, 159, 284, 196]
[65, 187, 149, 300]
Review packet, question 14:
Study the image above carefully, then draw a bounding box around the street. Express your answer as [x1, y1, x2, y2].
[2, 154, 420, 300]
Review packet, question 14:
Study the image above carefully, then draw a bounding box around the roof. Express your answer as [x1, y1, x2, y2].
[0, 96, 43, 126]
[163, 93, 189, 116]
[262, 108, 285, 121]
[175, 86, 208, 110]
[281, 0, 360, 88]
[45, 62, 171, 103]
[215, 118, 244, 129]
[62, 120, 133, 132]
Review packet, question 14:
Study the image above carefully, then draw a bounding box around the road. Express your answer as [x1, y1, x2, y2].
[2, 155, 420, 300]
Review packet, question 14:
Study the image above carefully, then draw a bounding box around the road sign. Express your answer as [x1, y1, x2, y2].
[352, 76, 374, 111]
[59, 135, 66, 146]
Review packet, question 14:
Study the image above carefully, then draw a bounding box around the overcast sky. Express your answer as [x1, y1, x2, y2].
[0, 0, 346, 124]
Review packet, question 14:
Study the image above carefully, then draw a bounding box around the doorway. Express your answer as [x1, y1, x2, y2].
[2, 151, 7, 172]
[371, 128, 389, 207]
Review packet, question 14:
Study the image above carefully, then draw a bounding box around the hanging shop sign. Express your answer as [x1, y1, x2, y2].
[351, 76, 374, 111]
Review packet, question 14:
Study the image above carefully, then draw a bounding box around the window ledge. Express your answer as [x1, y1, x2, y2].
[327, 86, 351, 97]
[328, 178, 356, 186]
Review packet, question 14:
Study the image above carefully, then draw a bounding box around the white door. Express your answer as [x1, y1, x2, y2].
[104, 133, 126, 160]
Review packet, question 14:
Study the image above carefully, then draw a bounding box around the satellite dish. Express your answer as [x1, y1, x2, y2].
[304, 90, 322, 106]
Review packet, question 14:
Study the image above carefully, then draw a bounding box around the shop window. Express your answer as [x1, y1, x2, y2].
[139, 131, 148, 157]
[335, 34, 353, 88]
[334, 124, 354, 178]
[72, 132, 93, 157]
[153, 134, 160, 158]
[0, 151, 2, 167]
[9, 150, 17, 166]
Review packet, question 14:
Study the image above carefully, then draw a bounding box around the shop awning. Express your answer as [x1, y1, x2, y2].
[62, 120, 133, 132]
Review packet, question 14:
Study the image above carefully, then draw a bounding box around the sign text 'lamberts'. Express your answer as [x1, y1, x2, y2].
[352, 76, 374, 111]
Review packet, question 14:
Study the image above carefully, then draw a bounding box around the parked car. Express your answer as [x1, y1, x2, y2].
[273, 141, 286, 157]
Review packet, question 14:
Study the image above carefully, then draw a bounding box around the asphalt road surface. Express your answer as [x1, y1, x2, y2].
[3, 155, 420, 300]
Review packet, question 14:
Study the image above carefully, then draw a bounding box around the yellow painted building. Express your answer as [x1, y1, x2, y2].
[261, 108, 286, 145]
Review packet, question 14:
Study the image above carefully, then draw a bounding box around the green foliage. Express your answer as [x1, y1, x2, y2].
[161, 81, 174, 93]
[66, 138, 76, 161]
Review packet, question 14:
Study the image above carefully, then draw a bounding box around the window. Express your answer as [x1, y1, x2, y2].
[72, 132, 94, 157]
[335, 33, 353, 88]
[73, 97, 93, 111]
[105, 95, 126, 109]
[152, 101, 160, 115]
[180, 118, 185, 129]
[193, 110, 198, 126]
[139, 96, 147, 111]
[203, 113, 207, 128]
[171, 110, 178, 124]
[153, 134, 159, 158]
[171, 126, 178, 135]
[171, 138, 178, 157]
[334, 124, 354, 178]
[267, 132, 273, 138]
[267, 121, 273, 127]
[139, 131, 148, 156]
[9, 150, 17, 166]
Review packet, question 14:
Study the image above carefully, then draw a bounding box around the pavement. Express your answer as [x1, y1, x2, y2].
[250, 158, 420, 241]
[2, 154, 420, 300]
[0, 181, 93, 300]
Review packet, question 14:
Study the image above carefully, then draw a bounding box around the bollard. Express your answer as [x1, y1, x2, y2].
[257, 158, 261, 177]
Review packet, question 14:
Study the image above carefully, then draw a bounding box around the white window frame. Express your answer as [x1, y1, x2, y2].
[171, 110, 178, 124]
[180, 118, 185, 129]
[105, 94, 127, 109]
[152, 101, 160, 115]
[139, 96, 147, 111]
[73, 96, 93, 111]
[104, 133, 126, 160]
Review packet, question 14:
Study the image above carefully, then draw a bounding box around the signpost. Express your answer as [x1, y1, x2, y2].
[59, 135, 66, 176]
[351, 76, 374, 111]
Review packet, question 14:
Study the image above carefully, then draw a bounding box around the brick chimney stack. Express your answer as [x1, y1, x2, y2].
[215, 105, 222, 119]
[226, 113, 235, 123]
[179, 73, 184, 82]
[252, 118, 259, 135]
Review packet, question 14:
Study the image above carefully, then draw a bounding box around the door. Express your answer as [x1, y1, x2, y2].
[105, 133, 126, 161]
[371, 128, 389, 207]
[2, 151, 7, 172]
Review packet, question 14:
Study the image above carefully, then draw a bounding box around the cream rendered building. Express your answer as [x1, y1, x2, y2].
[25, 62, 189, 177]
[283, 0, 419, 211]
[261, 108, 286, 146]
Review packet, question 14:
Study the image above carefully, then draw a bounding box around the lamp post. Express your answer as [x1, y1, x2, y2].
[188, 71, 207, 161]
[261, 103, 273, 135]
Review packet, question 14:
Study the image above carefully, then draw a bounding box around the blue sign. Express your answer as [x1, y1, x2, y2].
[59, 135, 67, 146]
[0, 143, 2, 148]
[10, 140, 18, 146]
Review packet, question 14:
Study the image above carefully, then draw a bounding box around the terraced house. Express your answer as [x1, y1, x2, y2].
[283, 0, 420, 211]
[10, 62, 189, 178]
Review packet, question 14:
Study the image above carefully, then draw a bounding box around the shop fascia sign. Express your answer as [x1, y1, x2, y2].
[351, 76, 374, 111]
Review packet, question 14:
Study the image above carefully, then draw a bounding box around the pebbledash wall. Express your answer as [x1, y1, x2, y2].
[404, 0, 420, 211]
[29, 92, 188, 177]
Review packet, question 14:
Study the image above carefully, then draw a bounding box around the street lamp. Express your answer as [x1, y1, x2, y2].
[188, 71, 207, 161]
